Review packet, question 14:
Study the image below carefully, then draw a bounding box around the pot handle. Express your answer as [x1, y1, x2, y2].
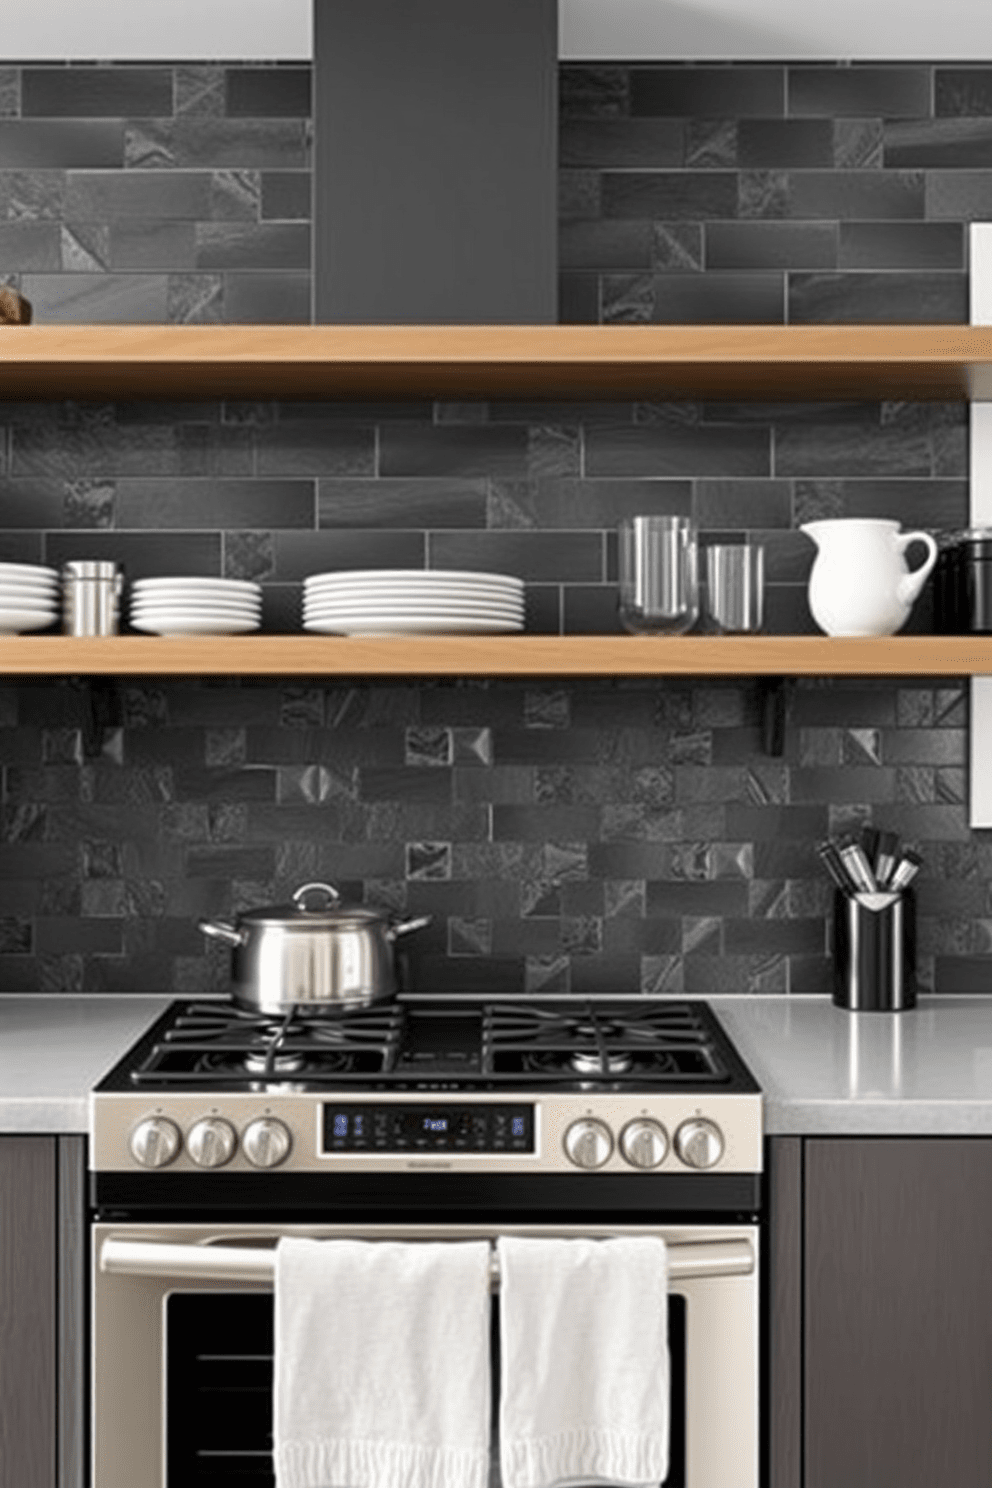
[198, 918, 245, 949]
[292, 881, 342, 913]
[387, 914, 432, 941]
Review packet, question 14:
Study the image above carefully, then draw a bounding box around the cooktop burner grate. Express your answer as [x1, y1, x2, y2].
[113, 997, 743, 1094]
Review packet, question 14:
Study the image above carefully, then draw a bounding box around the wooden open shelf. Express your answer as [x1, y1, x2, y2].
[0, 634, 990, 677]
[2, 325, 992, 402]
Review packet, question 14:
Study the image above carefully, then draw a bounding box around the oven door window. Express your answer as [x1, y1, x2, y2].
[166, 1292, 687, 1488]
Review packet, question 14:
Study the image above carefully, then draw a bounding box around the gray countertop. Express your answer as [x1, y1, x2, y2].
[0, 995, 170, 1132]
[713, 994, 992, 1135]
[4, 992, 992, 1137]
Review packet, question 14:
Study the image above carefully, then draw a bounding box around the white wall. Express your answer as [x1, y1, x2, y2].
[1, 0, 990, 62]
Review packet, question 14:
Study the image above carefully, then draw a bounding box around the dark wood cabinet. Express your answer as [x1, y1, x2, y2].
[769, 1136, 992, 1488]
[0, 1137, 85, 1488]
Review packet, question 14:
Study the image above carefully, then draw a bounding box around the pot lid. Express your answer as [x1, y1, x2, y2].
[236, 882, 390, 928]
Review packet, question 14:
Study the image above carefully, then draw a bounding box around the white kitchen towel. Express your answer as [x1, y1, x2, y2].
[274, 1238, 492, 1488]
[498, 1236, 669, 1488]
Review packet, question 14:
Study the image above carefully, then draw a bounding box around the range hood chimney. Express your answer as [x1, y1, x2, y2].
[313, 0, 558, 325]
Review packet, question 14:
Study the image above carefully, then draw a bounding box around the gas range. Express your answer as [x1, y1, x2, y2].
[91, 995, 762, 1189]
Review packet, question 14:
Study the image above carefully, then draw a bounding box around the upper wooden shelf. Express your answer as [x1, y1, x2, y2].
[0, 635, 990, 677]
[1, 325, 991, 402]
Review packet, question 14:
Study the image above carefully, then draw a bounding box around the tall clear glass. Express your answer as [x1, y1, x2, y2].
[618, 516, 699, 635]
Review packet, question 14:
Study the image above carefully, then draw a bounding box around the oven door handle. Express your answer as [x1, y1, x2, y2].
[99, 1235, 754, 1285]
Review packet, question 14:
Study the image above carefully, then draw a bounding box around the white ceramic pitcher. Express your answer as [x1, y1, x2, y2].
[800, 519, 938, 637]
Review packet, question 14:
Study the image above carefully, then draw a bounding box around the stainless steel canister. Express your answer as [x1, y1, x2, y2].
[62, 561, 123, 636]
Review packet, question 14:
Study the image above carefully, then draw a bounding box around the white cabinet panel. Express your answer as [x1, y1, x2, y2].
[970, 226, 992, 827]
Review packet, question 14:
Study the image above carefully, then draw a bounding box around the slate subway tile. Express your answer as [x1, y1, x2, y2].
[685, 121, 737, 169]
[64, 170, 214, 220]
[786, 170, 925, 219]
[0, 479, 81, 529]
[586, 423, 771, 478]
[609, 271, 785, 325]
[837, 221, 963, 270]
[559, 170, 601, 221]
[21, 67, 172, 118]
[321, 478, 487, 530]
[884, 118, 992, 168]
[108, 221, 197, 270]
[560, 118, 683, 167]
[0, 121, 123, 168]
[695, 478, 792, 528]
[774, 422, 932, 477]
[794, 477, 968, 527]
[723, 917, 825, 954]
[791, 767, 897, 803]
[428, 531, 603, 583]
[488, 477, 692, 530]
[115, 478, 315, 530]
[601, 172, 740, 223]
[562, 585, 624, 636]
[872, 803, 971, 840]
[359, 768, 453, 806]
[791, 685, 897, 726]
[881, 730, 967, 765]
[194, 222, 311, 270]
[124, 119, 308, 171]
[787, 66, 932, 119]
[789, 271, 967, 325]
[35, 917, 123, 953]
[221, 272, 311, 325]
[256, 425, 374, 477]
[380, 424, 550, 480]
[936, 69, 992, 116]
[492, 804, 600, 840]
[559, 221, 654, 271]
[558, 274, 600, 324]
[560, 65, 631, 119]
[20, 273, 169, 325]
[705, 221, 837, 271]
[0, 222, 59, 269]
[645, 880, 750, 916]
[926, 171, 992, 220]
[225, 68, 311, 119]
[12, 419, 248, 480]
[738, 119, 835, 168]
[260, 171, 311, 221]
[629, 67, 785, 118]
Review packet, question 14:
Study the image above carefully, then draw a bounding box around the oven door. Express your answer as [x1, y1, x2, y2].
[93, 1221, 759, 1488]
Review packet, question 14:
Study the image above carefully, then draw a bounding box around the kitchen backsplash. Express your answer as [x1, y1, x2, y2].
[0, 59, 988, 997]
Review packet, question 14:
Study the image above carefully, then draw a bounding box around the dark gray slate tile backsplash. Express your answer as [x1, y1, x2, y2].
[0, 60, 989, 997]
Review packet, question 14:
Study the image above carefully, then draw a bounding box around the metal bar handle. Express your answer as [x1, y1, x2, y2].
[100, 1235, 753, 1285]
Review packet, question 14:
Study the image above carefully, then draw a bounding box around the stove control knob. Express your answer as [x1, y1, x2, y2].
[563, 1118, 613, 1170]
[187, 1118, 237, 1169]
[620, 1118, 669, 1170]
[242, 1117, 292, 1169]
[129, 1117, 181, 1169]
[674, 1118, 725, 1170]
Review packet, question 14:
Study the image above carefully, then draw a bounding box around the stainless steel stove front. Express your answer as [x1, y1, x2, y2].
[92, 1219, 759, 1488]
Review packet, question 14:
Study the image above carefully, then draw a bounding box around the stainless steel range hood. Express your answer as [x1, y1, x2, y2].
[313, 0, 558, 325]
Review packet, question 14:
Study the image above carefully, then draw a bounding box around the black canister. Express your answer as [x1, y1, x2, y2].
[832, 888, 916, 1013]
[934, 529, 992, 633]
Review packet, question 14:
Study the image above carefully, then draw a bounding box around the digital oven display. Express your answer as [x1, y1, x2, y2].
[322, 1102, 535, 1154]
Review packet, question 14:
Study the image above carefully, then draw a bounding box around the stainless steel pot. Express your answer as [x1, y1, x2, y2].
[198, 882, 430, 1015]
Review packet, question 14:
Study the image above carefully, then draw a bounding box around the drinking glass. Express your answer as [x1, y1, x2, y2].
[705, 543, 765, 634]
[618, 516, 699, 636]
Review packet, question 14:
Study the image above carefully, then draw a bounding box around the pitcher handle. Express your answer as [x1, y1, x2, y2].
[896, 530, 939, 606]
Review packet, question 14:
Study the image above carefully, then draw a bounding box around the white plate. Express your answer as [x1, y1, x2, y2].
[0, 609, 58, 633]
[0, 581, 60, 597]
[303, 616, 523, 635]
[0, 563, 59, 582]
[131, 601, 261, 617]
[0, 592, 59, 606]
[304, 604, 523, 622]
[133, 577, 261, 597]
[304, 568, 523, 588]
[305, 584, 526, 606]
[130, 614, 260, 636]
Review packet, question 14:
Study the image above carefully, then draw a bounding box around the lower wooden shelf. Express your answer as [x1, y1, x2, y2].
[0, 634, 989, 676]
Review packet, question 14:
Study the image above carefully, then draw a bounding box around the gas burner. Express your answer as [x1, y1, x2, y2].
[571, 1048, 633, 1077]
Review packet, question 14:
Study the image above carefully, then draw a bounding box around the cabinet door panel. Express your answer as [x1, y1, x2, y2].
[806, 1138, 992, 1488]
[0, 1137, 56, 1488]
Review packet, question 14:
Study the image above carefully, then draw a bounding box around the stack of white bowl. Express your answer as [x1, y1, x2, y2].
[0, 563, 60, 635]
[302, 569, 525, 635]
[129, 577, 262, 636]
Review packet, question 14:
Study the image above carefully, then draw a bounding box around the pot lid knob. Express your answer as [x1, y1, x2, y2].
[292, 881, 342, 913]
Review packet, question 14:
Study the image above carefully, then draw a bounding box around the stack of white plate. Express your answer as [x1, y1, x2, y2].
[0, 563, 60, 635]
[302, 569, 526, 636]
[129, 577, 262, 636]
